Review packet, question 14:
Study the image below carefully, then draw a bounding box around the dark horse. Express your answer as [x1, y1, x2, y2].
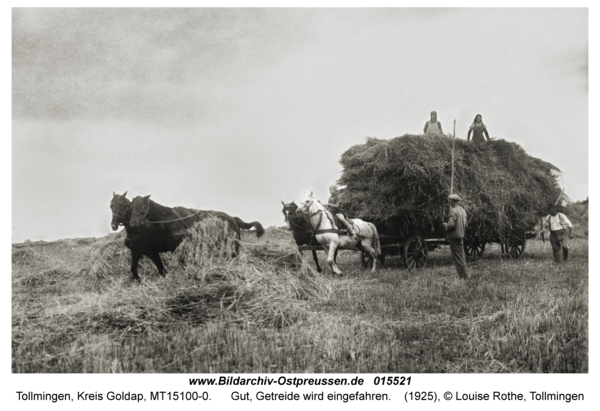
[110, 192, 264, 282]
[281, 201, 337, 273]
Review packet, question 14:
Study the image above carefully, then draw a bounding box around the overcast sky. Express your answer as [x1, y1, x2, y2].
[12, 8, 588, 242]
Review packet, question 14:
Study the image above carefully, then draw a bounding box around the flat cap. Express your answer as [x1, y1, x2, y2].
[448, 194, 461, 201]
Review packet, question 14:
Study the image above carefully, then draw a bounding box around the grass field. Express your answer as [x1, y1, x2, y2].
[12, 226, 587, 373]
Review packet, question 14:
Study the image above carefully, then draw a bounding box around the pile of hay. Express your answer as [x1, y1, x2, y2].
[168, 217, 329, 327]
[81, 217, 330, 330]
[171, 217, 240, 271]
[87, 217, 239, 280]
[166, 257, 327, 328]
[12, 247, 50, 265]
[88, 237, 161, 279]
[339, 135, 563, 241]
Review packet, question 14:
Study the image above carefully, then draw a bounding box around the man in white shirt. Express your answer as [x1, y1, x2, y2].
[542, 205, 574, 263]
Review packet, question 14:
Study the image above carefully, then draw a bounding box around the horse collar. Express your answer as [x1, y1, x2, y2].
[305, 201, 322, 218]
[303, 205, 324, 234]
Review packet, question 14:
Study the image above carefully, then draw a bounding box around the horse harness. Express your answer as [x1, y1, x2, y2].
[284, 210, 308, 232]
[112, 212, 130, 227]
[303, 200, 355, 237]
[133, 207, 208, 225]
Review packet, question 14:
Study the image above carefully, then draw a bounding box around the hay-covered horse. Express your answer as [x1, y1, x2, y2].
[296, 192, 381, 275]
[110, 192, 264, 282]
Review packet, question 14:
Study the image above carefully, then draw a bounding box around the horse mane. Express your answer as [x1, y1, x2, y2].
[303, 196, 339, 230]
[306, 197, 334, 219]
[131, 196, 198, 229]
[130, 195, 263, 238]
[144, 198, 173, 218]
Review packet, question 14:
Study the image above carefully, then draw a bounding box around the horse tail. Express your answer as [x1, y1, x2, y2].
[368, 222, 381, 256]
[234, 217, 265, 238]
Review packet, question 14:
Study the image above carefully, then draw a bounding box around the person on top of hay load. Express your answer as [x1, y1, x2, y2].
[542, 204, 574, 263]
[325, 185, 359, 240]
[423, 110, 444, 136]
[467, 114, 491, 143]
[443, 194, 469, 279]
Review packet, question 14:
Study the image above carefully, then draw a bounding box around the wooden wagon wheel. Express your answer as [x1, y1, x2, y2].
[464, 237, 486, 257]
[506, 233, 527, 259]
[403, 235, 428, 269]
[361, 251, 385, 268]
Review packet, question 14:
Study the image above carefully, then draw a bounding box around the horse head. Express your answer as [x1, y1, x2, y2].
[110, 191, 131, 231]
[130, 195, 152, 227]
[282, 200, 299, 220]
[296, 191, 324, 216]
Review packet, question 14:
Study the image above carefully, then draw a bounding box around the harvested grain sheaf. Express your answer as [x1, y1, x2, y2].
[171, 216, 240, 270]
[339, 135, 564, 241]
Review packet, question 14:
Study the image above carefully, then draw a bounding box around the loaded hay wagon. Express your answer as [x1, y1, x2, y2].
[339, 134, 563, 270]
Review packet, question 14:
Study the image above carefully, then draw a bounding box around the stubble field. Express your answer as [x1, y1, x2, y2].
[12, 226, 587, 373]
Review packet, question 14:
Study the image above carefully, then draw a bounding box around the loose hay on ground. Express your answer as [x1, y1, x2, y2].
[22, 267, 74, 287]
[12, 247, 50, 265]
[73, 217, 331, 332]
[165, 217, 330, 327]
[164, 256, 329, 328]
[88, 238, 161, 280]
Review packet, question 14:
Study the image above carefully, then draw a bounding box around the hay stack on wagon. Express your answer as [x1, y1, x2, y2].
[339, 134, 563, 243]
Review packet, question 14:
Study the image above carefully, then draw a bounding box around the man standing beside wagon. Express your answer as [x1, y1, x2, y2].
[542, 204, 574, 263]
[443, 194, 469, 279]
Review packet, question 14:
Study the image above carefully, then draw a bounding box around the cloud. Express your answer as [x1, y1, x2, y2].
[12, 8, 313, 122]
[11, 8, 589, 242]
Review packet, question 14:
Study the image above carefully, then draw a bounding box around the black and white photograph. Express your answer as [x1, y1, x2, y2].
[9, 3, 594, 409]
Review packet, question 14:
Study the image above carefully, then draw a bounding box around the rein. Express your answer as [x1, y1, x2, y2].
[112, 212, 130, 227]
[301, 200, 345, 236]
[134, 208, 208, 225]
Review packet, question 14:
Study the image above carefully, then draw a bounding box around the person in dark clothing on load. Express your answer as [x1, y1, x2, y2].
[467, 114, 491, 143]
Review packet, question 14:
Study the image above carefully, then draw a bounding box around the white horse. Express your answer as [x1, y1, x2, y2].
[296, 192, 381, 275]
